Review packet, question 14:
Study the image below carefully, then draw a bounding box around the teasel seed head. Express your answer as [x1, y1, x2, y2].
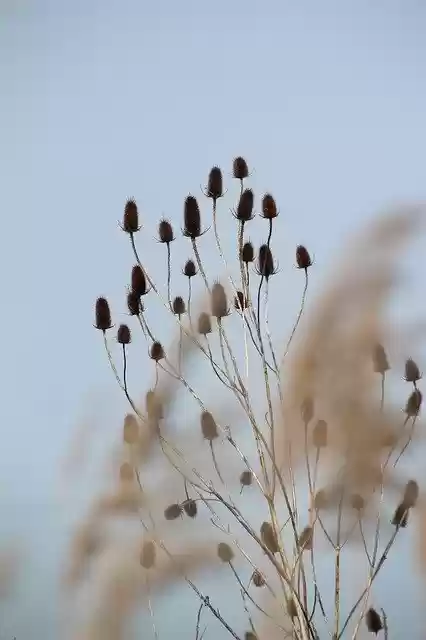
[255, 244, 277, 279]
[183, 499, 197, 518]
[301, 396, 314, 425]
[241, 241, 254, 264]
[150, 341, 165, 362]
[403, 480, 419, 508]
[287, 597, 298, 619]
[140, 540, 156, 569]
[158, 218, 175, 244]
[313, 419, 328, 448]
[233, 156, 249, 181]
[201, 410, 218, 440]
[117, 324, 131, 345]
[127, 290, 141, 316]
[217, 542, 234, 563]
[313, 489, 328, 510]
[146, 389, 164, 421]
[183, 258, 197, 278]
[122, 199, 140, 234]
[404, 358, 422, 384]
[365, 607, 383, 635]
[172, 296, 186, 316]
[207, 166, 224, 201]
[260, 521, 279, 554]
[244, 632, 257, 640]
[95, 297, 113, 332]
[123, 414, 139, 444]
[392, 502, 409, 527]
[298, 526, 313, 551]
[405, 388, 422, 416]
[234, 290, 248, 312]
[252, 569, 265, 587]
[296, 245, 312, 270]
[240, 470, 253, 487]
[350, 493, 365, 513]
[197, 311, 212, 336]
[119, 462, 134, 483]
[234, 188, 254, 222]
[164, 503, 183, 521]
[183, 195, 202, 239]
[261, 193, 278, 220]
[373, 344, 390, 374]
[131, 265, 148, 297]
[211, 282, 230, 319]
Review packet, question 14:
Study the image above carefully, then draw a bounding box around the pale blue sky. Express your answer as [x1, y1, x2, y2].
[1, 1, 426, 638]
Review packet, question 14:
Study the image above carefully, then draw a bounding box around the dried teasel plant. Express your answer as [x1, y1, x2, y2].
[80, 158, 426, 640]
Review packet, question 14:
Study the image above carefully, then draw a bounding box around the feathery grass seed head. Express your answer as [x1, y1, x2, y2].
[207, 166, 224, 201]
[123, 199, 140, 233]
[117, 324, 131, 345]
[95, 297, 113, 331]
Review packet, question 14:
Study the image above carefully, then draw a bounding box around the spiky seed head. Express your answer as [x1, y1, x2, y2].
[313, 419, 328, 448]
[127, 290, 140, 316]
[211, 282, 229, 319]
[146, 389, 163, 421]
[183, 259, 197, 278]
[95, 297, 113, 331]
[403, 480, 419, 508]
[256, 244, 276, 279]
[150, 341, 165, 362]
[373, 344, 390, 374]
[117, 324, 131, 345]
[296, 245, 312, 269]
[405, 388, 422, 416]
[183, 195, 202, 238]
[233, 156, 249, 180]
[207, 166, 224, 201]
[240, 470, 253, 486]
[234, 290, 247, 312]
[392, 502, 409, 527]
[241, 241, 255, 263]
[260, 521, 279, 554]
[350, 493, 365, 512]
[405, 358, 421, 383]
[123, 414, 139, 444]
[261, 193, 278, 219]
[158, 218, 174, 244]
[172, 296, 186, 316]
[164, 503, 183, 520]
[217, 542, 234, 563]
[123, 199, 139, 233]
[301, 396, 314, 425]
[197, 312, 212, 336]
[244, 633, 257, 640]
[287, 597, 298, 619]
[235, 188, 254, 222]
[183, 499, 197, 518]
[119, 462, 134, 482]
[298, 526, 313, 550]
[314, 490, 327, 510]
[252, 569, 265, 587]
[131, 265, 148, 297]
[201, 410, 218, 440]
[365, 608, 383, 635]
[140, 540, 156, 569]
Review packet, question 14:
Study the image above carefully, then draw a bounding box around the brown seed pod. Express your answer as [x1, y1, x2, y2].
[117, 324, 131, 345]
[405, 388, 422, 416]
[350, 493, 365, 512]
[365, 607, 383, 635]
[183, 499, 198, 518]
[122, 199, 140, 234]
[95, 297, 113, 331]
[298, 526, 313, 551]
[403, 480, 419, 508]
[296, 245, 312, 270]
[183, 195, 202, 239]
[261, 193, 278, 219]
[197, 312, 212, 336]
[172, 296, 186, 316]
[234, 290, 248, 312]
[119, 462, 134, 483]
[207, 166, 224, 201]
[244, 633, 257, 640]
[127, 290, 141, 316]
[313, 419, 328, 448]
[233, 156, 249, 180]
[256, 244, 276, 279]
[201, 410, 218, 440]
[158, 218, 174, 244]
[405, 358, 421, 383]
[240, 470, 253, 487]
[183, 259, 197, 278]
[146, 389, 164, 421]
[140, 540, 156, 569]
[131, 265, 148, 297]
[241, 241, 255, 263]
[287, 597, 298, 619]
[123, 414, 139, 444]
[150, 341, 165, 362]
[373, 344, 390, 374]
[234, 188, 254, 222]
[313, 489, 328, 510]
[217, 542, 234, 563]
[164, 503, 183, 521]
[252, 569, 265, 587]
[211, 282, 229, 319]
[392, 502, 409, 527]
[260, 521, 279, 554]
[301, 397, 314, 425]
